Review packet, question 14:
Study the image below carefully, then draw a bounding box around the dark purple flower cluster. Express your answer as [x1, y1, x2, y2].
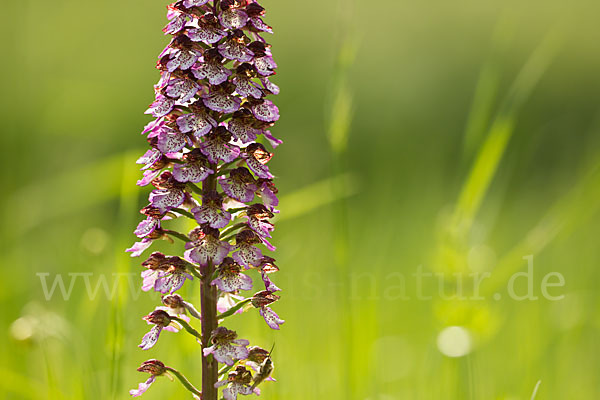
[127, 1, 282, 399]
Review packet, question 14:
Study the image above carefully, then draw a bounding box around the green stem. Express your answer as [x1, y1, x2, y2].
[171, 208, 195, 220]
[187, 182, 204, 195]
[164, 367, 202, 397]
[201, 160, 219, 400]
[226, 207, 247, 214]
[218, 364, 234, 378]
[220, 222, 246, 238]
[171, 317, 202, 342]
[164, 229, 191, 243]
[216, 298, 251, 320]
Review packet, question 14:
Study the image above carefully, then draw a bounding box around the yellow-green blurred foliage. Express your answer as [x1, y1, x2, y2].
[1, 0, 599, 399]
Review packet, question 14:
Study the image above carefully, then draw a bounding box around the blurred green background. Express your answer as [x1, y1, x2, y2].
[1, 0, 600, 399]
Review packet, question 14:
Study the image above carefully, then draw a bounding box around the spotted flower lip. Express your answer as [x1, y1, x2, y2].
[202, 85, 242, 114]
[184, 226, 233, 267]
[227, 109, 263, 144]
[192, 50, 232, 85]
[176, 105, 217, 138]
[192, 191, 232, 229]
[211, 257, 253, 292]
[219, 167, 258, 203]
[250, 98, 279, 122]
[145, 95, 175, 118]
[200, 126, 241, 164]
[173, 149, 214, 183]
[232, 229, 264, 268]
[203, 327, 250, 366]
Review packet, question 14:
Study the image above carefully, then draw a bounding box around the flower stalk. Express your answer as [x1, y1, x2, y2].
[127, 0, 283, 399]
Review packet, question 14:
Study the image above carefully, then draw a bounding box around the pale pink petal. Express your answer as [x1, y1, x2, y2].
[129, 376, 156, 397]
[126, 238, 153, 257]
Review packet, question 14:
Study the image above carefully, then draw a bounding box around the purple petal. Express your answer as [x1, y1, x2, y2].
[134, 217, 159, 238]
[173, 161, 213, 183]
[177, 112, 217, 137]
[218, 40, 254, 63]
[192, 205, 232, 229]
[202, 92, 241, 114]
[251, 100, 279, 122]
[260, 306, 284, 330]
[183, 0, 209, 7]
[157, 130, 187, 154]
[137, 169, 162, 187]
[227, 118, 261, 144]
[263, 130, 283, 148]
[259, 183, 279, 209]
[260, 269, 281, 292]
[211, 272, 253, 292]
[138, 325, 163, 350]
[220, 179, 256, 203]
[149, 189, 185, 213]
[232, 244, 263, 268]
[253, 56, 277, 76]
[192, 61, 232, 85]
[245, 156, 273, 179]
[145, 96, 174, 118]
[187, 25, 225, 44]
